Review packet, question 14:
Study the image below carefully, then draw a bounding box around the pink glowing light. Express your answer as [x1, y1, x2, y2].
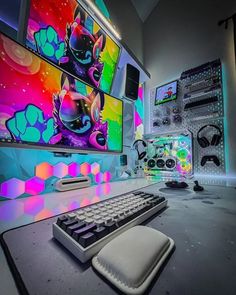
[23, 196, 44, 215]
[103, 183, 111, 195]
[80, 198, 91, 207]
[68, 162, 80, 177]
[25, 177, 45, 195]
[103, 171, 112, 182]
[134, 111, 142, 127]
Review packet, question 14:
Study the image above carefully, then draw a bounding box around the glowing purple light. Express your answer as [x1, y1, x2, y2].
[53, 162, 68, 178]
[95, 172, 103, 183]
[0, 178, 25, 199]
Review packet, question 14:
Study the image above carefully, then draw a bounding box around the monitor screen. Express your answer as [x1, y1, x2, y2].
[0, 32, 123, 153]
[155, 80, 178, 105]
[25, 0, 120, 94]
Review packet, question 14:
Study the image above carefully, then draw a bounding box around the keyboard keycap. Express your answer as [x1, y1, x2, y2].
[93, 226, 108, 239]
[72, 223, 97, 241]
[56, 215, 68, 226]
[61, 219, 78, 231]
[78, 232, 96, 248]
[105, 221, 117, 233]
[67, 213, 76, 219]
[66, 221, 85, 236]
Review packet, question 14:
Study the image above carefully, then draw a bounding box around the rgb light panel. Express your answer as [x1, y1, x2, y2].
[26, 0, 120, 94]
[0, 161, 113, 199]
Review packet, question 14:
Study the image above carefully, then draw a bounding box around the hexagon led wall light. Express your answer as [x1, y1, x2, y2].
[68, 163, 80, 177]
[25, 177, 45, 195]
[91, 162, 100, 175]
[103, 171, 112, 182]
[0, 178, 25, 199]
[35, 162, 53, 180]
[53, 162, 68, 178]
[95, 172, 103, 184]
[80, 162, 91, 176]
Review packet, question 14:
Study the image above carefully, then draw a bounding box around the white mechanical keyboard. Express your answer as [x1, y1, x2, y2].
[53, 190, 167, 263]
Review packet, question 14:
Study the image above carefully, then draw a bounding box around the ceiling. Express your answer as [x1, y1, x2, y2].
[131, 0, 161, 22]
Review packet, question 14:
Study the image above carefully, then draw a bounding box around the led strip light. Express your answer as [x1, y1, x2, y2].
[82, 0, 122, 41]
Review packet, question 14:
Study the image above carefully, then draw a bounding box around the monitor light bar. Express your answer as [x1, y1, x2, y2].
[84, 0, 122, 40]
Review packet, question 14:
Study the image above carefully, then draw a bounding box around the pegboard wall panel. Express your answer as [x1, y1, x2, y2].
[189, 118, 225, 175]
[180, 59, 224, 122]
[150, 81, 184, 135]
[148, 59, 225, 176]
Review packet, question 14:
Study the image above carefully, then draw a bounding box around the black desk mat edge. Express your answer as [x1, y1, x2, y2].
[0, 183, 157, 295]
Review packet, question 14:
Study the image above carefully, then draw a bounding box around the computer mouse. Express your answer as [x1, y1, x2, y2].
[165, 181, 189, 189]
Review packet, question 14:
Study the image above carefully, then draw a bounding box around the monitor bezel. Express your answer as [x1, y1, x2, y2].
[154, 80, 178, 106]
[0, 30, 123, 155]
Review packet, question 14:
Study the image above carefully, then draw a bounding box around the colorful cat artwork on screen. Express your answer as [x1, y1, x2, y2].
[0, 33, 123, 153]
[26, 0, 120, 94]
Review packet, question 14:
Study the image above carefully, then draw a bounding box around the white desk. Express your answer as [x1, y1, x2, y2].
[0, 178, 156, 295]
[1, 177, 236, 295]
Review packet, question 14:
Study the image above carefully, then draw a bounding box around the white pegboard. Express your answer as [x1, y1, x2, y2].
[150, 80, 185, 134]
[148, 59, 225, 176]
[189, 118, 225, 175]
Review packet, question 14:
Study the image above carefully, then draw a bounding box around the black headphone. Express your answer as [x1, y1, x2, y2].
[132, 139, 147, 160]
[197, 125, 222, 148]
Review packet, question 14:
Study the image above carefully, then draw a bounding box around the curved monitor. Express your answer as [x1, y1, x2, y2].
[25, 0, 120, 94]
[0, 32, 123, 154]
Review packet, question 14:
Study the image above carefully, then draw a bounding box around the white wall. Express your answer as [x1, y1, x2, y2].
[104, 0, 144, 62]
[143, 0, 236, 175]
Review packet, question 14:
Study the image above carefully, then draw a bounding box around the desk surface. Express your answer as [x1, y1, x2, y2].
[1, 178, 236, 295]
[0, 178, 155, 295]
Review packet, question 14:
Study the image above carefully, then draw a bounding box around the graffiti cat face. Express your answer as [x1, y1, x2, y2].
[59, 89, 103, 135]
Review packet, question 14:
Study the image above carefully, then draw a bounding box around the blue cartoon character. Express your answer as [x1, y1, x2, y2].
[34, 5, 106, 88]
[6, 74, 108, 150]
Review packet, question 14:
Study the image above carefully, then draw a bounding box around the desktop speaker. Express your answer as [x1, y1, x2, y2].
[125, 63, 140, 100]
[54, 176, 91, 192]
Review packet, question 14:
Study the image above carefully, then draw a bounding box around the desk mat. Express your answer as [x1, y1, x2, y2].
[1, 184, 236, 295]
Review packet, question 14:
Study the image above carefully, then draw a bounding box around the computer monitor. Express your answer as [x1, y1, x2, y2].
[0, 32, 123, 154]
[155, 80, 178, 105]
[24, 0, 120, 94]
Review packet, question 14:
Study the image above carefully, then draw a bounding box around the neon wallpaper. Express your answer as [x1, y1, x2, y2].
[26, 0, 120, 94]
[0, 33, 123, 153]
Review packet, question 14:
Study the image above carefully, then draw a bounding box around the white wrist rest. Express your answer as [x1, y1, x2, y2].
[92, 225, 175, 295]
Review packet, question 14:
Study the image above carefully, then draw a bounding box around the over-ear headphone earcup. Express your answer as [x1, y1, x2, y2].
[198, 136, 210, 148]
[211, 134, 221, 146]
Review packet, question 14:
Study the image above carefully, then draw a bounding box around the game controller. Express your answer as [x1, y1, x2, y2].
[201, 155, 220, 166]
